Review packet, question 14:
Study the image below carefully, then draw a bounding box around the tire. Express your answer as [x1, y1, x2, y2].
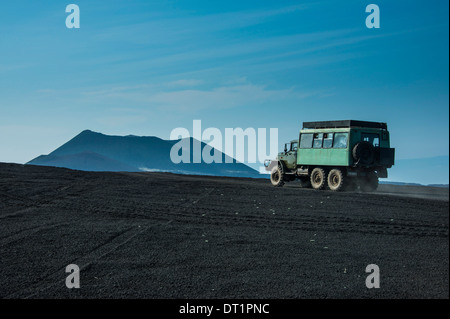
[359, 172, 379, 192]
[310, 167, 327, 190]
[327, 169, 345, 191]
[352, 141, 375, 165]
[270, 166, 285, 187]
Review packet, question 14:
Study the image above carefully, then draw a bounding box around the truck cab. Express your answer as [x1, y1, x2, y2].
[277, 140, 298, 170]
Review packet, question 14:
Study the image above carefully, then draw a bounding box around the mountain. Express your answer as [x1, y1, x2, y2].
[27, 130, 261, 178]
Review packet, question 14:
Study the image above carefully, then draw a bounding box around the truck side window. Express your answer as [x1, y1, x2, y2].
[313, 133, 323, 148]
[323, 133, 333, 148]
[333, 133, 348, 148]
[291, 142, 298, 151]
[362, 133, 380, 147]
[299, 134, 313, 148]
[373, 137, 379, 147]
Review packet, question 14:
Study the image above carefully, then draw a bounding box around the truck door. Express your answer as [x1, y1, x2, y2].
[285, 142, 298, 170]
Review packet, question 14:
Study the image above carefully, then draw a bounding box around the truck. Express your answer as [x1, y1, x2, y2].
[264, 120, 395, 191]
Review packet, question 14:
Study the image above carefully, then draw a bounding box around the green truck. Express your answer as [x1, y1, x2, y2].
[264, 120, 395, 191]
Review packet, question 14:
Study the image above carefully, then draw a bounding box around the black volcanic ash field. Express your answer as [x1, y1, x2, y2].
[0, 163, 448, 298]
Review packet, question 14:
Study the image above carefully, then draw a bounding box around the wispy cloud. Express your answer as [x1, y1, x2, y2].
[92, 4, 308, 44]
[0, 63, 33, 73]
[92, 28, 382, 78]
[165, 79, 204, 87]
[80, 79, 204, 98]
[81, 81, 320, 112]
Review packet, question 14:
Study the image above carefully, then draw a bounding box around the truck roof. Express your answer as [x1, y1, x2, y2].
[302, 120, 387, 130]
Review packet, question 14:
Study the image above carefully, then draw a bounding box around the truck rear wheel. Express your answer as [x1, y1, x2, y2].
[310, 167, 327, 190]
[270, 166, 285, 187]
[328, 169, 345, 191]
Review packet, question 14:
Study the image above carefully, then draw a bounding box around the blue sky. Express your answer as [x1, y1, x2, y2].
[0, 0, 448, 182]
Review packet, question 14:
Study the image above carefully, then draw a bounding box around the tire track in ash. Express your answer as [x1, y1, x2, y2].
[0, 184, 100, 246]
[0, 181, 100, 219]
[179, 187, 216, 207]
[205, 205, 449, 237]
[117, 202, 448, 238]
[0, 185, 86, 220]
[125, 182, 449, 238]
[0, 222, 71, 248]
[45, 185, 448, 238]
[0, 183, 104, 249]
[5, 220, 173, 299]
[203, 201, 449, 230]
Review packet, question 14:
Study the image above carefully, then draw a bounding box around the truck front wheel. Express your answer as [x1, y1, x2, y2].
[270, 166, 285, 187]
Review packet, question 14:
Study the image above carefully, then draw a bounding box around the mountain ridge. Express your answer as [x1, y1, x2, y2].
[27, 130, 262, 178]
